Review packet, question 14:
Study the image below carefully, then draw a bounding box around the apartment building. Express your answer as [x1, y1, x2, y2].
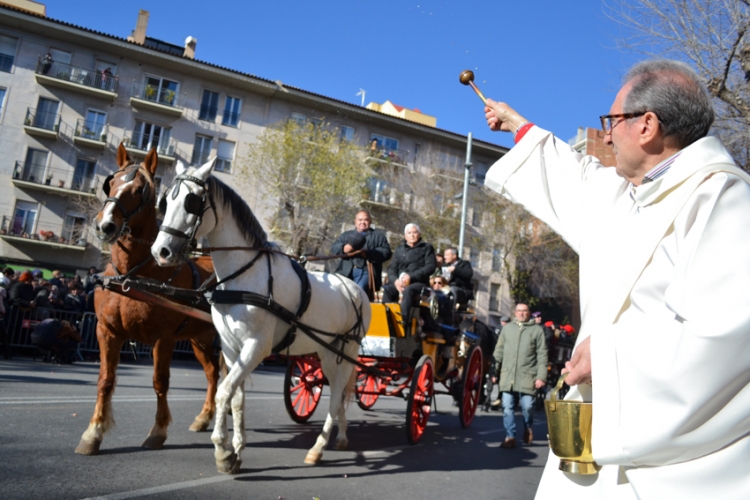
[0, 4, 515, 325]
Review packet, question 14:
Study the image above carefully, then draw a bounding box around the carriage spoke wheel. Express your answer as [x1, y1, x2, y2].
[356, 367, 381, 411]
[406, 355, 434, 445]
[284, 356, 324, 423]
[459, 345, 483, 429]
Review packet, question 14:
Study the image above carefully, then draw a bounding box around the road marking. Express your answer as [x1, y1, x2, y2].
[478, 428, 504, 435]
[358, 444, 414, 457]
[82, 474, 239, 500]
[0, 395, 302, 405]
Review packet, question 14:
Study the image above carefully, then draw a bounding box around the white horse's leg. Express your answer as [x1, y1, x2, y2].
[212, 349, 237, 473]
[230, 379, 246, 463]
[304, 352, 355, 464]
[212, 337, 264, 474]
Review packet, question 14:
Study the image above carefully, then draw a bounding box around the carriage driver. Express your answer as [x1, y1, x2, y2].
[331, 210, 392, 296]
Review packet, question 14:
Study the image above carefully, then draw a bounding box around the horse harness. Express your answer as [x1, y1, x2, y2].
[102, 165, 154, 237]
[158, 174, 214, 258]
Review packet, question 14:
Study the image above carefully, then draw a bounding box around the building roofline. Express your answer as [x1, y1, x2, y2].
[0, 4, 508, 156]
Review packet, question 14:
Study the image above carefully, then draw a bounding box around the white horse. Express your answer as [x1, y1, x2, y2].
[151, 158, 371, 474]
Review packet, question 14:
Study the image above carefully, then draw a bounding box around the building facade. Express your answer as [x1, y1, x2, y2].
[0, 4, 516, 325]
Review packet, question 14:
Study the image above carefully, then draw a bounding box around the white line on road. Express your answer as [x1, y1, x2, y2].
[81, 474, 239, 500]
[478, 428, 504, 435]
[0, 395, 304, 405]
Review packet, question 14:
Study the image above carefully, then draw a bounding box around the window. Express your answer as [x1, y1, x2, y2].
[48, 48, 72, 76]
[469, 247, 479, 268]
[492, 249, 503, 273]
[144, 75, 179, 106]
[489, 283, 501, 312]
[0, 34, 18, 73]
[132, 121, 172, 155]
[222, 96, 241, 127]
[291, 112, 306, 126]
[216, 140, 235, 173]
[371, 133, 399, 153]
[11, 201, 39, 237]
[33, 98, 59, 130]
[192, 135, 212, 166]
[471, 208, 482, 227]
[0, 87, 6, 116]
[340, 126, 354, 142]
[199, 89, 219, 121]
[62, 213, 87, 245]
[73, 158, 96, 192]
[83, 109, 106, 139]
[21, 149, 49, 182]
[475, 162, 488, 185]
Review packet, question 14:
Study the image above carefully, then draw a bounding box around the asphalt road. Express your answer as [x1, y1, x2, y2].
[0, 357, 547, 500]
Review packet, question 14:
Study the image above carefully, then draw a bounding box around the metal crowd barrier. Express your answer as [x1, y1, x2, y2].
[3, 306, 197, 360]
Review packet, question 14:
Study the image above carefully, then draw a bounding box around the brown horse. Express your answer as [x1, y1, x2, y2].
[75, 145, 220, 455]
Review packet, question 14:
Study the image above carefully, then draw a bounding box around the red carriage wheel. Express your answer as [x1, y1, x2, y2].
[459, 345, 483, 429]
[356, 367, 381, 410]
[405, 355, 434, 445]
[284, 356, 324, 423]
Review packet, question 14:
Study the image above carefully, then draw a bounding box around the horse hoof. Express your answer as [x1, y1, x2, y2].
[304, 451, 322, 465]
[216, 454, 240, 474]
[75, 439, 100, 455]
[141, 435, 166, 450]
[334, 438, 349, 451]
[189, 419, 210, 432]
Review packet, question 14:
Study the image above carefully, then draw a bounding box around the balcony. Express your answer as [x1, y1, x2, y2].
[12, 162, 99, 197]
[129, 82, 184, 118]
[0, 215, 89, 250]
[364, 147, 410, 169]
[34, 58, 118, 100]
[123, 134, 177, 164]
[23, 108, 60, 139]
[360, 177, 404, 211]
[74, 119, 109, 150]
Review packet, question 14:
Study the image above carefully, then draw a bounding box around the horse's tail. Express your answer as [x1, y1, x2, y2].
[344, 363, 358, 408]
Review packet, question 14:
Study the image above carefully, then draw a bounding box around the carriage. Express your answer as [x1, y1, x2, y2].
[283, 294, 487, 444]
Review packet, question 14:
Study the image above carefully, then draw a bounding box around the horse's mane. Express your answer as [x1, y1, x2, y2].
[204, 173, 268, 247]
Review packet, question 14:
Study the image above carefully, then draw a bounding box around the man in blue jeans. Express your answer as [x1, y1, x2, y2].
[492, 302, 548, 448]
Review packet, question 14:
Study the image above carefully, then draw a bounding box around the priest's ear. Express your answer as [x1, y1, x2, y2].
[638, 111, 674, 150]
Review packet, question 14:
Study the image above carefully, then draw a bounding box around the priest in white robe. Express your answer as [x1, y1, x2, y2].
[483, 59, 750, 500]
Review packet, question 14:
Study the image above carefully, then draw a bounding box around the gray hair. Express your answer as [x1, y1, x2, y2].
[404, 223, 420, 234]
[623, 59, 714, 149]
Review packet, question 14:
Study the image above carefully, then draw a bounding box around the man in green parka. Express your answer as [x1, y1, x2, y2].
[492, 302, 548, 448]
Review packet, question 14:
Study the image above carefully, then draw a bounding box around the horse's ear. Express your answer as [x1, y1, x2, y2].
[143, 148, 159, 175]
[117, 143, 132, 170]
[195, 156, 217, 180]
[175, 160, 188, 176]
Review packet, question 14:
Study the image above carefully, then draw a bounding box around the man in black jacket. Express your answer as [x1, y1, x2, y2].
[443, 247, 473, 307]
[331, 210, 392, 295]
[381, 223, 436, 322]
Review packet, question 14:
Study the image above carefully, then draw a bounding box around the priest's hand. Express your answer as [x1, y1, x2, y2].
[485, 99, 529, 133]
[563, 336, 592, 385]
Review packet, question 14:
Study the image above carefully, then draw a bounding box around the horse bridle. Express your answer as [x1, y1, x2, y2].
[158, 174, 215, 258]
[102, 165, 154, 236]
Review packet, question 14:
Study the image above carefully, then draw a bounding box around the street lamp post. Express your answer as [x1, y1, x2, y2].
[458, 132, 472, 259]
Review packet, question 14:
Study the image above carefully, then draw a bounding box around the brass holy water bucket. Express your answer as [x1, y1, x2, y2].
[545, 374, 601, 475]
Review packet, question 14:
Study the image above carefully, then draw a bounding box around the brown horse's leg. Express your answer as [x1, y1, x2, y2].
[142, 337, 174, 449]
[76, 324, 124, 455]
[188, 333, 220, 432]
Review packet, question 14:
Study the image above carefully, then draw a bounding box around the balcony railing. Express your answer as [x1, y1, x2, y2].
[131, 82, 181, 108]
[222, 110, 240, 127]
[24, 107, 60, 132]
[0, 53, 13, 73]
[0, 215, 89, 248]
[365, 147, 409, 168]
[199, 104, 218, 121]
[361, 177, 404, 209]
[12, 161, 99, 194]
[124, 133, 176, 158]
[74, 118, 109, 143]
[35, 57, 118, 93]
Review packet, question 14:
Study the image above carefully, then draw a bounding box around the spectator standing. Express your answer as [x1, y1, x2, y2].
[83, 266, 98, 294]
[41, 52, 53, 74]
[492, 302, 548, 448]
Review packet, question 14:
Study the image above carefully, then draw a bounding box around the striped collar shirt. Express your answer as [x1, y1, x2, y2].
[641, 152, 681, 184]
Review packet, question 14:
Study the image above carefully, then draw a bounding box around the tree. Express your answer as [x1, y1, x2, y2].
[604, 0, 750, 169]
[238, 120, 368, 256]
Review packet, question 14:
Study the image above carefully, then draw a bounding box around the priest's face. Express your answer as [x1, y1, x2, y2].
[606, 82, 645, 183]
[515, 304, 530, 322]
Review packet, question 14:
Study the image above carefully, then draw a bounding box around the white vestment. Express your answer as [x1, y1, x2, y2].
[485, 127, 750, 500]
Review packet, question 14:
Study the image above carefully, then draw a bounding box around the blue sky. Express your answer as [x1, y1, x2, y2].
[46, 1, 640, 148]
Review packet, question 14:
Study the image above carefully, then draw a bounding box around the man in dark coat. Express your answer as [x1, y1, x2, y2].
[331, 210, 392, 295]
[381, 223, 436, 321]
[443, 247, 474, 306]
